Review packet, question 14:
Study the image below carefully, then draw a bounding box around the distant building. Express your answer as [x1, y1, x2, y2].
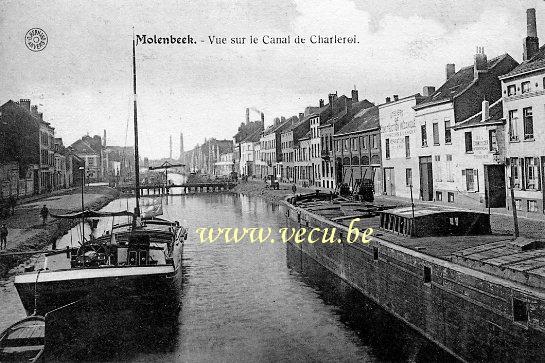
[318, 90, 372, 190]
[334, 105, 381, 193]
[294, 132, 312, 187]
[70, 135, 105, 182]
[214, 152, 234, 176]
[0, 99, 50, 196]
[233, 108, 264, 177]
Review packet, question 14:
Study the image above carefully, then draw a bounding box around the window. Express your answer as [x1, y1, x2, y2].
[523, 107, 534, 140]
[522, 81, 531, 94]
[435, 155, 442, 181]
[525, 157, 540, 190]
[513, 298, 528, 323]
[463, 169, 478, 192]
[436, 191, 443, 201]
[509, 110, 519, 141]
[511, 158, 521, 188]
[423, 266, 432, 284]
[489, 130, 498, 153]
[515, 199, 522, 211]
[448, 192, 454, 202]
[352, 137, 358, 151]
[446, 154, 454, 182]
[465, 132, 473, 153]
[405, 136, 410, 158]
[421, 124, 428, 147]
[360, 136, 365, 149]
[433, 122, 439, 145]
[385, 139, 390, 159]
[507, 84, 517, 96]
[528, 200, 538, 212]
[444, 120, 451, 144]
[372, 135, 378, 149]
[406, 168, 412, 186]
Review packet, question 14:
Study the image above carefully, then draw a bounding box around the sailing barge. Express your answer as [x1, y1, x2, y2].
[14, 33, 187, 318]
[284, 192, 545, 362]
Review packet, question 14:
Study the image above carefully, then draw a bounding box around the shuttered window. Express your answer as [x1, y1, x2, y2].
[462, 169, 479, 192]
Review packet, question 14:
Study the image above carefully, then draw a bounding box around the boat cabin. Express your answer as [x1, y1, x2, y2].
[379, 207, 492, 237]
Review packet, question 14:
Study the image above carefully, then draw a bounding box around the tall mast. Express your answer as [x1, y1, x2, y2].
[132, 30, 141, 217]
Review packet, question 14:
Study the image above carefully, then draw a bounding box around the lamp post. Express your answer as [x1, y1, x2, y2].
[79, 166, 85, 243]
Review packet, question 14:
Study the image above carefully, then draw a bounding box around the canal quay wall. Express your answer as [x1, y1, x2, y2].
[282, 199, 545, 362]
[0, 186, 119, 277]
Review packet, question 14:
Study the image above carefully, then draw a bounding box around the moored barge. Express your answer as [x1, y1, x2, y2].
[283, 192, 545, 361]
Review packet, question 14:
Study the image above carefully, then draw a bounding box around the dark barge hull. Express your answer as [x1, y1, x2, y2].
[14, 264, 182, 317]
[283, 201, 545, 362]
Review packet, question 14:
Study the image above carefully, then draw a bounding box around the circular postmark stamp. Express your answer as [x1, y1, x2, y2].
[25, 28, 48, 52]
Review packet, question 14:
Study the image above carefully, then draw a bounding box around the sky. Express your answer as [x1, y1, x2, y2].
[1, 0, 545, 159]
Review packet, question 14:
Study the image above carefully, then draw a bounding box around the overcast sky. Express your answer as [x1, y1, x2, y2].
[1, 0, 544, 158]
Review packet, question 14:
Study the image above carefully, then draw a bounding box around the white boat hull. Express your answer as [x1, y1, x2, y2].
[15, 264, 182, 317]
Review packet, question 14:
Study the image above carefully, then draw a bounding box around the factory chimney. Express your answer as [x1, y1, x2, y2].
[170, 135, 172, 159]
[524, 8, 540, 61]
[246, 108, 250, 124]
[103, 130, 107, 147]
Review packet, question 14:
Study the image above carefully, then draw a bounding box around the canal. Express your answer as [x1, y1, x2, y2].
[0, 191, 456, 362]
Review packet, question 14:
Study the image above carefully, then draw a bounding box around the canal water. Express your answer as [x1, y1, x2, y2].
[0, 190, 456, 362]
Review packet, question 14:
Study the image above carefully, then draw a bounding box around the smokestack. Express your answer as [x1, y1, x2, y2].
[246, 108, 250, 124]
[319, 99, 324, 108]
[482, 100, 489, 122]
[351, 88, 359, 102]
[103, 130, 107, 147]
[446, 63, 455, 81]
[180, 132, 184, 155]
[328, 93, 337, 113]
[393, 95, 399, 101]
[524, 8, 540, 61]
[422, 86, 436, 97]
[261, 112, 264, 128]
[385, 97, 391, 103]
[19, 99, 30, 112]
[474, 46, 488, 80]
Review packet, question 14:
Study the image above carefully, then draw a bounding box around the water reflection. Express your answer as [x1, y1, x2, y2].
[3, 191, 456, 362]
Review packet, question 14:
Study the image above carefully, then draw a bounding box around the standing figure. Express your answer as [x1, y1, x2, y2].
[40, 205, 49, 226]
[0, 224, 7, 249]
[8, 195, 16, 215]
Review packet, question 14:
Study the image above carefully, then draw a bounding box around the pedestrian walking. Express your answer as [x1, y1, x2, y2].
[0, 224, 7, 250]
[40, 205, 49, 226]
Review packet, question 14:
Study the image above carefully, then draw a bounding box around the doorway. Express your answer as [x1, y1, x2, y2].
[419, 156, 433, 201]
[484, 164, 506, 208]
[383, 168, 395, 195]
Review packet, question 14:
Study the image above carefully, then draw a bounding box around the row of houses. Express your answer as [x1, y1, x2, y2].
[0, 99, 85, 198]
[205, 8, 543, 214]
[0, 99, 136, 198]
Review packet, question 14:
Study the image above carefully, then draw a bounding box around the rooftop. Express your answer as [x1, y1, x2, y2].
[336, 105, 379, 135]
[502, 44, 545, 79]
[415, 54, 511, 110]
[454, 99, 504, 130]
